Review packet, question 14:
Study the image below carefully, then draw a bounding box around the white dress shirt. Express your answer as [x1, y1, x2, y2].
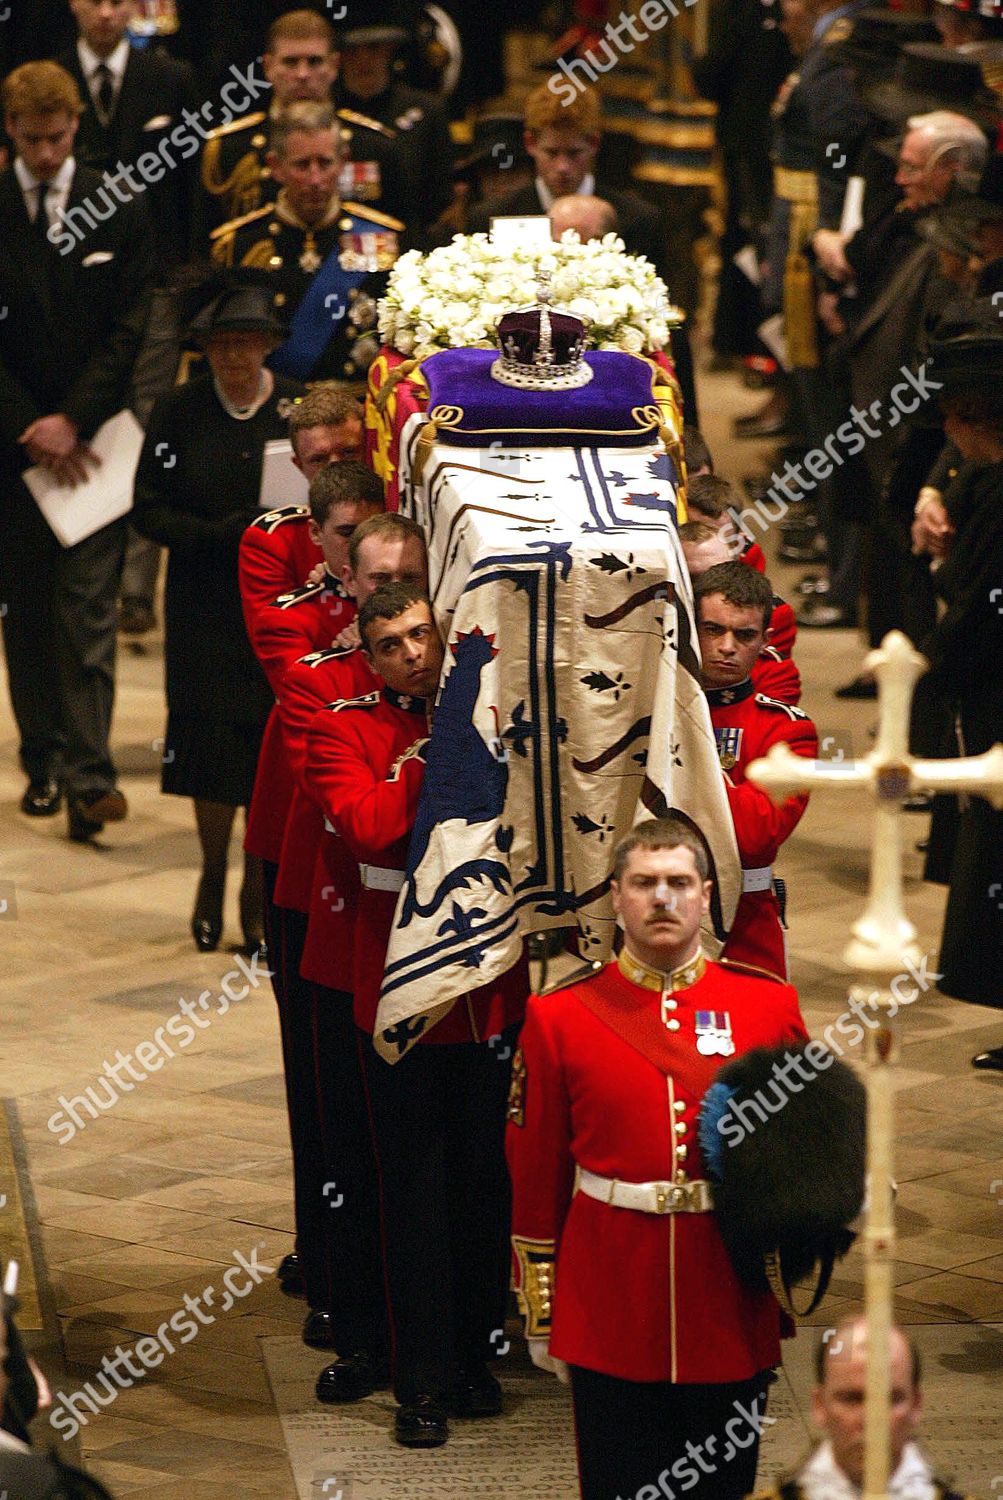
[535, 172, 596, 212]
[78, 36, 131, 118]
[798, 1441, 938, 1500]
[14, 155, 75, 233]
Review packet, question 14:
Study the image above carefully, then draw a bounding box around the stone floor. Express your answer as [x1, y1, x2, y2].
[1, 362, 1001, 1499]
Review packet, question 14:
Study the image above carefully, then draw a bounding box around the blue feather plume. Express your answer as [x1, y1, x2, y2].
[698, 1081, 736, 1182]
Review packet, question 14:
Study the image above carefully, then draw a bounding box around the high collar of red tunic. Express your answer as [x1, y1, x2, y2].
[616, 946, 706, 993]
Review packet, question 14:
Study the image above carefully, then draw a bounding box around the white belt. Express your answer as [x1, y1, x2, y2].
[578, 1169, 714, 1215]
[742, 865, 773, 893]
[359, 863, 405, 892]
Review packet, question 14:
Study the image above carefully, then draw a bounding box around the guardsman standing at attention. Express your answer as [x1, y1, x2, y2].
[507, 816, 808, 1500]
[694, 563, 818, 980]
[199, 7, 405, 235]
[210, 100, 401, 387]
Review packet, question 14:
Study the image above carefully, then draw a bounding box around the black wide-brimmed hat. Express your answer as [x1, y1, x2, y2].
[948, 149, 1003, 221]
[337, 0, 409, 47]
[452, 112, 530, 182]
[928, 296, 1003, 389]
[838, 7, 939, 86]
[181, 270, 288, 349]
[933, 0, 1003, 34]
[865, 41, 1001, 130]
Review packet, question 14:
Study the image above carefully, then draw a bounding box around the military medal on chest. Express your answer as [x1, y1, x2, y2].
[695, 1010, 735, 1056]
[299, 232, 322, 274]
[714, 726, 743, 772]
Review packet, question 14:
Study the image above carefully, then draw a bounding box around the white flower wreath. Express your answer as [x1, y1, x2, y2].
[377, 231, 683, 359]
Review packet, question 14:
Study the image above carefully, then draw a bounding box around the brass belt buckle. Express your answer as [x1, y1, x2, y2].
[655, 1184, 669, 1214]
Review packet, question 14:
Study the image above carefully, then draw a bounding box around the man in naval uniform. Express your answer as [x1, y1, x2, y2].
[334, 0, 455, 245]
[199, 7, 406, 236]
[210, 100, 401, 388]
[507, 815, 808, 1500]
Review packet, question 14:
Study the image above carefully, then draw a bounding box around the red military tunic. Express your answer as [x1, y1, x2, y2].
[753, 645, 801, 705]
[305, 687, 526, 1041]
[708, 678, 817, 979]
[507, 950, 807, 1383]
[740, 536, 767, 574]
[768, 595, 797, 659]
[276, 646, 377, 986]
[239, 507, 322, 863]
[251, 581, 359, 912]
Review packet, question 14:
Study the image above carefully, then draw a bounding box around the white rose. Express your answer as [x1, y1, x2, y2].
[618, 326, 646, 354]
[395, 329, 416, 355]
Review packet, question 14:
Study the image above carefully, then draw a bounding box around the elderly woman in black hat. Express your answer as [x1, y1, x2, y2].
[911, 299, 1003, 1066]
[132, 278, 303, 953]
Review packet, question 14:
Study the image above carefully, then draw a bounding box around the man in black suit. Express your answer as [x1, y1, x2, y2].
[468, 82, 697, 422]
[59, 0, 200, 275]
[58, 0, 201, 636]
[0, 62, 155, 839]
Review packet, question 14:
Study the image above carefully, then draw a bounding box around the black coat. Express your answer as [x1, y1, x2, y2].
[468, 179, 666, 279]
[131, 370, 303, 724]
[0, 162, 154, 461]
[921, 460, 1003, 1006]
[57, 42, 201, 272]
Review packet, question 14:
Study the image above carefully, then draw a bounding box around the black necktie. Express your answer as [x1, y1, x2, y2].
[95, 63, 114, 124]
[32, 183, 51, 241]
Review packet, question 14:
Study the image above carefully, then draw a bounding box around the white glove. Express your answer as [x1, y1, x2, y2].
[528, 1337, 569, 1384]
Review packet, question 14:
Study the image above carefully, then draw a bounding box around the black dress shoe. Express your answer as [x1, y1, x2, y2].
[67, 787, 127, 842]
[795, 573, 829, 597]
[395, 1394, 449, 1448]
[779, 537, 829, 565]
[191, 875, 224, 951]
[302, 1310, 339, 1349]
[834, 674, 877, 700]
[733, 414, 792, 440]
[451, 1364, 502, 1418]
[316, 1352, 389, 1404]
[191, 915, 222, 952]
[972, 1046, 1003, 1072]
[20, 779, 62, 817]
[796, 603, 856, 629]
[278, 1253, 305, 1297]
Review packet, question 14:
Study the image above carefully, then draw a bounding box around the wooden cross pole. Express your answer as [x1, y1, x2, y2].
[746, 630, 1003, 1500]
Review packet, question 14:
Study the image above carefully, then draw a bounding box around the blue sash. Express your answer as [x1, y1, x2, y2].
[270, 237, 367, 380]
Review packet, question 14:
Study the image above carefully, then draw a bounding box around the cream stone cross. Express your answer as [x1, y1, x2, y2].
[748, 630, 1003, 974]
[747, 630, 1003, 1500]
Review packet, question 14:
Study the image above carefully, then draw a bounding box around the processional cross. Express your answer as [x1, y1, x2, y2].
[747, 631, 1003, 1500]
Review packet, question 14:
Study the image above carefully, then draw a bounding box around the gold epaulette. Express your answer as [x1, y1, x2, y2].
[205, 110, 268, 141]
[537, 959, 604, 997]
[342, 200, 405, 232]
[823, 15, 854, 43]
[718, 957, 786, 983]
[209, 202, 276, 242]
[336, 106, 396, 139]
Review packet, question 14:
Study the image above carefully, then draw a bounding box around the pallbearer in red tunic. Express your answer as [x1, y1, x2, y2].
[507, 817, 807, 1500]
[239, 464, 381, 1331]
[305, 586, 527, 1451]
[240, 386, 367, 890]
[681, 524, 801, 706]
[694, 563, 817, 980]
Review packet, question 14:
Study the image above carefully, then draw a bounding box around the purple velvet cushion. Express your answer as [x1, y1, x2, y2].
[421, 347, 663, 448]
